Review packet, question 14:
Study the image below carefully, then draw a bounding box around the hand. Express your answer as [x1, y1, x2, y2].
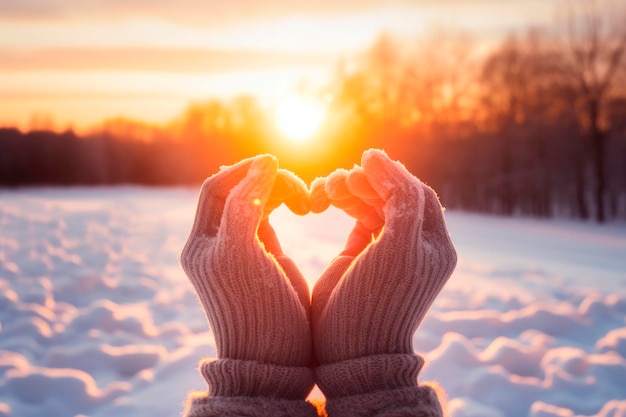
[312, 149, 457, 368]
[181, 155, 311, 368]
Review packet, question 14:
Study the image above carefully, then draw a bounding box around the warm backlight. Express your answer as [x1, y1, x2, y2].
[274, 95, 326, 143]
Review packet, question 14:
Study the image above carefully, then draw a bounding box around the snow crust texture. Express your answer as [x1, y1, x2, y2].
[0, 188, 625, 417]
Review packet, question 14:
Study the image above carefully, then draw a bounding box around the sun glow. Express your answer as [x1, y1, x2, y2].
[274, 95, 326, 143]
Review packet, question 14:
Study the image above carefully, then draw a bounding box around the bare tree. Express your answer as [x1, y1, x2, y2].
[478, 32, 558, 216]
[555, 0, 626, 222]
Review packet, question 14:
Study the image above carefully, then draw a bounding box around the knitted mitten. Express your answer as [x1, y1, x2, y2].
[181, 155, 317, 417]
[311, 149, 457, 417]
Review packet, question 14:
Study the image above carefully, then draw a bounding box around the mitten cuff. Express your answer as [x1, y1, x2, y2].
[185, 392, 319, 417]
[325, 385, 443, 417]
[201, 358, 315, 400]
[315, 353, 424, 398]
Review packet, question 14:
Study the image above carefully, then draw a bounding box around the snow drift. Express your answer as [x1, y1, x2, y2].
[0, 188, 624, 417]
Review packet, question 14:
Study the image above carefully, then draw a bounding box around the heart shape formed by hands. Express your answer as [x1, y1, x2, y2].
[181, 148, 456, 417]
[263, 160, 387, 263]
[181, 147, 457, 403]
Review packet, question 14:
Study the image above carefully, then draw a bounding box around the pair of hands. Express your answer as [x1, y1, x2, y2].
[180, 149, 457, 373]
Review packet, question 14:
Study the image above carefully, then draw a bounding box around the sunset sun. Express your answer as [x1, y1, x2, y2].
[274, 95, 326, 142]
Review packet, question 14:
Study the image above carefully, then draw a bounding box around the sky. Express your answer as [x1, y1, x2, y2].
[0, 0, 565, 131]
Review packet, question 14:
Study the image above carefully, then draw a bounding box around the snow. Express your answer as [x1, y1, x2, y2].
[0, 187, 625, 417]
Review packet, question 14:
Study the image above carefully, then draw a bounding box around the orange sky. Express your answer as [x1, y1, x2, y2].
[0, 0, 563, 131]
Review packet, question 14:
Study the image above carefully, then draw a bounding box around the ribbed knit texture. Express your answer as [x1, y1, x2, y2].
[185, 391, 319, 417]
[315, 354, 424, 398]
[181, 150, 457, 417]
[202, 359, 315, 399]
[311, 149, 457, 414]
[180, 155, 315, 414]
[325, 386, 443, 417]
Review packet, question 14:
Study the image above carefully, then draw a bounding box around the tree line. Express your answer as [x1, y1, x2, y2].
[1, 2, 625, 221]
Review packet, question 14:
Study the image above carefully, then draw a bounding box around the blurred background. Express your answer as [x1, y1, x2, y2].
[1, 0, 625, 222]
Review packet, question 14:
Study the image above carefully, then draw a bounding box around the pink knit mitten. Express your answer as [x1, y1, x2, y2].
[181, 155, 317, 417]
[311, 149, 457, 417]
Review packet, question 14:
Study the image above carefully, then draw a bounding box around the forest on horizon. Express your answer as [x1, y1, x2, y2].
[1, 5, 625, 223]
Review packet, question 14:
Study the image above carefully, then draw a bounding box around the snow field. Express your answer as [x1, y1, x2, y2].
[0, 188, 625, 417]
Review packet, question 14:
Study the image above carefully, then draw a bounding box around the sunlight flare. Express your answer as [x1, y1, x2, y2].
[274, 95, 326, 143]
